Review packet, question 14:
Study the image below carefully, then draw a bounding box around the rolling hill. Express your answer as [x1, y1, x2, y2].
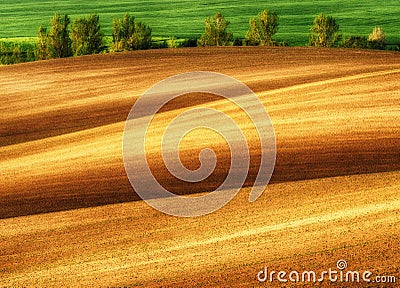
[1, 47, 399, 286]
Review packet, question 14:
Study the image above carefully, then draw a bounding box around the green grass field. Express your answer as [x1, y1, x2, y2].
[1, 0, 399, 45]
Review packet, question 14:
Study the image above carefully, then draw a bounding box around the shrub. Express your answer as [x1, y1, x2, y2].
[181, 38, 198, 47]
[151, 40, 168, 49]
[0, 41, 35, 65]
[277, 41, 289, 47]
[168, 36, 177, 48]
[198, 12, 233, 46]
[245, 10, 279, 46]
[340, 35, 368, 49]
[233, 37, 243, 46]
[368, 27, 386, 50]
[309, 13, 341, 47]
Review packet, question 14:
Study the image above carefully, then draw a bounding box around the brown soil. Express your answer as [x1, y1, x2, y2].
[0, 47, 399, 286]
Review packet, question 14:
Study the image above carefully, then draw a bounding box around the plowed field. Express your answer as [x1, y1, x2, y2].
[1, 47, 399, 287]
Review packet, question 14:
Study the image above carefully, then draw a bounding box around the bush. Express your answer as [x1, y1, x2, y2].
[276, 41, 289, 47]
[168, 36, 177, 48]
[0, 41, 35, 65]
[198, 12, 233, 46]
[245, 10, 279, 46]
[151, 40, 168, 49]
[180, 38, 198, 47]
[368, 27, 386, 50]
[340, 35, 368, 49]
[70, 14, 104, 56]
[309, 13, 341, 47]
[111, 13, 152, 51]
[233, 38, 243, 46]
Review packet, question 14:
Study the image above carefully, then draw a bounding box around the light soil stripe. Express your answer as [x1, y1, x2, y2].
[5, 196, 399, 281]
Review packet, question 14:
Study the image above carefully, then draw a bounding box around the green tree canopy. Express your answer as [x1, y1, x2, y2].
[112, 13, 152, 51]
[198, 12, 233, 46]
[35, 13, 72, 60]
[309, 13, 341, 47]
[245, 10, 279, 46]
[35, 25, 49, 60]
[70, 14, 104, 56]
[48, 13, 72, 58]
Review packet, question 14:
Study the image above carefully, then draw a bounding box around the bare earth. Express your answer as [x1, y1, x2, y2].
[0, 47, 399, 287]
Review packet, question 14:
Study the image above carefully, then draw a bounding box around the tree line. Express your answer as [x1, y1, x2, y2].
[35, 12, 153, 60]
[0, 12, 154, 64]
[198, 11, 389, 50]
[0, 10, 397, 65]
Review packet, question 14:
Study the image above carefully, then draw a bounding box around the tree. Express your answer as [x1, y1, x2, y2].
[309, 13, 341, 47]
[35, 25, 50, 60]
[198, 12, 233, 46]
[368, 27, 386, 50]
[112, 18, 123, 51]
[129, 21, 152, 50]
[245, 10, 279, 46]
[47, 13, 72, 58]
[111, 13, 152, 51]
[70, 14, 104, 56]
